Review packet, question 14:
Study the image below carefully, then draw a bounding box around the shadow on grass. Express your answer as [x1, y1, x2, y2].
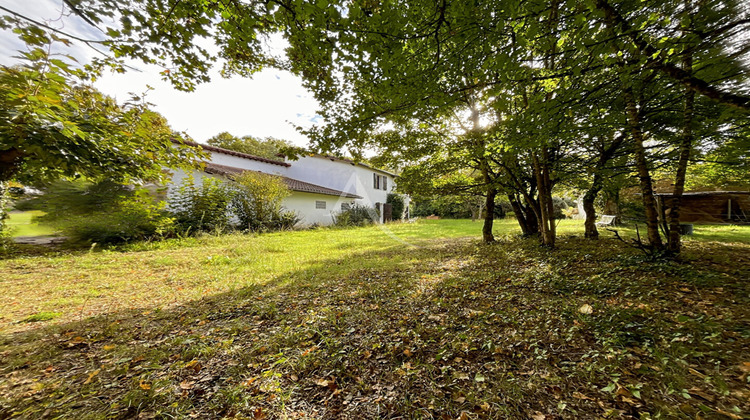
[1, 236, 749, 419]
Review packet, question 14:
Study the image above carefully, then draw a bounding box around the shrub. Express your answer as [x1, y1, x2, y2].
[266, 211, 301, 231]
[230, 172, 292, 231]
[386, 193, 405, 220]
[20, 180, 175, 245]
[20, 179, 131, 224]
[170, 176, 234, 233]
[333, 204, 378, 227]
[552, 197, 570, 220]
[62, 189, 175, 244]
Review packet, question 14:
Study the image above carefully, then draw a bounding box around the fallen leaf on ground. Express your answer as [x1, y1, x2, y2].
[83, 369, 100, 385]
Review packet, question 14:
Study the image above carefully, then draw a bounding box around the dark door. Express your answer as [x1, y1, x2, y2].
[383, 203, 393, 222]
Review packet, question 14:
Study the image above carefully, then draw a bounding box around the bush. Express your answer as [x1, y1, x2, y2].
[230, 172, 292, 232]
[265, 211, 301, 231]
[60, 189, 175, 245]
[170, 176, 234, 234]
[333, 204, 378, 227]
[552, 197, 570, 220]
[386, 193, 405, 220]
[21, 180, 132, 224]
[20, 180, 175, 245]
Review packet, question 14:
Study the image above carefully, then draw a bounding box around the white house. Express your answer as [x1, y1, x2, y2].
[168, 140, 408, 226]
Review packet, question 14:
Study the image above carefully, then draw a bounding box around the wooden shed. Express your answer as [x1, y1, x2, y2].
[654, 191, 750, 224]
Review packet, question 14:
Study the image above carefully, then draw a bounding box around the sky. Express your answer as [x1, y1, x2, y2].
[0, 0, 321, 147]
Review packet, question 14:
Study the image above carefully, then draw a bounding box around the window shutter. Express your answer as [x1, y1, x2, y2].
[373, 173, 378, 189]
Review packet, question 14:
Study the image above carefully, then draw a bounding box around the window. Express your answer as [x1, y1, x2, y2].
[373, 173, 388, 190]
[341, 202, 351, 211]
[315, 200, 326, 209]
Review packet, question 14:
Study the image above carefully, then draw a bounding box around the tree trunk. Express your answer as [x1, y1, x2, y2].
[532, 152, 555, 247]
[542, 147, 556, 242]
[0, 148, 23, 183]
[583, 184, 602, 239]
[509, 194, 539, 236]
[583, 133, 627, 239]
[482, 187, 496, 243]
[667, 17, 695, 255]
[623, 88, 663, 249]
[603, 192, 619, 216]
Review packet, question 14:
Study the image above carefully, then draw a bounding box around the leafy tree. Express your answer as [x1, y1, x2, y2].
[206, 132, 293, 160]
[0, 26, 202, 186]
[386, 193, 405, 221]
[7, 0, 749, 253]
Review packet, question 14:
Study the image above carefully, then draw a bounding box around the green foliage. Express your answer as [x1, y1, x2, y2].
[21, 312, 61, 323]
[0, 28, 202, 185]
[333, 204, 377, 227]
[686, 125, 750, 190]
[552, 197, 574, 220]
[230, 172, 294, 232]
[18, 179, 174, 245]
[21, 180, 132, 224]
[6, 0, 748, 250]
[206, 132, 293, 160]
[65, 191, 173, 245]
[386, 193, 405, 220]
[170, 177, 234, 234]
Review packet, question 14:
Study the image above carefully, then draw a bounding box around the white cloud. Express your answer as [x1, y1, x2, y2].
[0, 0, 321, 147]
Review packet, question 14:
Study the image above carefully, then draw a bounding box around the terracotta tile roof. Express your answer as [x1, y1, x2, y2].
[281, 177, 361, 199]
[173, 139, 290, 167]
[203, 162, 362, 199]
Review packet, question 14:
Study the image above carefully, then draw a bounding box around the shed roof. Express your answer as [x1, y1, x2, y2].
[203, 162, 362, 199]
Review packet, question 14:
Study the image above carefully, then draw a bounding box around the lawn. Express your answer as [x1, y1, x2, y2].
[0, 219, 748, 419]
[4, 211, 57, 237]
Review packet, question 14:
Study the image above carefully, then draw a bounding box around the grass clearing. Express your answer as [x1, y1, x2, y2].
[4, 211, 57, 237]
[0, 219, 748, 419]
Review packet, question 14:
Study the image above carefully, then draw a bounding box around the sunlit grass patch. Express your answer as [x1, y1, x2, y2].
[5, 211, 58, 237]
[21, 311, 61, 323]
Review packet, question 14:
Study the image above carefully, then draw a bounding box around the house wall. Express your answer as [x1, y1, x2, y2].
[166, 149, 410, 226]
[660, 193, 750, 223]
[166, 168, 223, 207]
[283, 192, 357, 226]
[285, 156, 406, 222]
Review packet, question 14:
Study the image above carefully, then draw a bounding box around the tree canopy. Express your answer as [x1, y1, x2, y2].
[3, 0, 749, 252]
[0, 26, 202, 185]
[206, 132, 292, 160]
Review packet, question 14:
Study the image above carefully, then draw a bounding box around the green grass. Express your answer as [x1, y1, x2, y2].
[21, 311, 61, 323]
[4, 211, 57, 237]
[0, 219, 748, 419]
